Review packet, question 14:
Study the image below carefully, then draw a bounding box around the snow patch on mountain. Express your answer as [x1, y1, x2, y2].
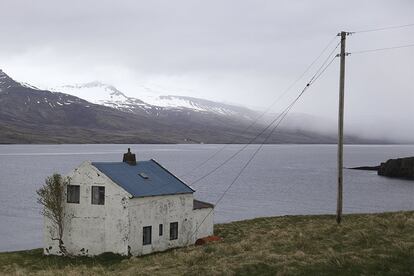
[146, 95, 242, 116]
[49, 81, 255, 119]
[51, 82, 152, 112]
[21, 82, 40, 90]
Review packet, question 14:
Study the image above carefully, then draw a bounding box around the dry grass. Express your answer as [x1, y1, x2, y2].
[1, 211, 413, 275]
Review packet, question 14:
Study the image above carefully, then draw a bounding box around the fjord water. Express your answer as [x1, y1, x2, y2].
[0, 144, 413, 252]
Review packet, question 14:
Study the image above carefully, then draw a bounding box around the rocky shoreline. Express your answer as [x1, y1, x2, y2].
[349, 156, 414, 180]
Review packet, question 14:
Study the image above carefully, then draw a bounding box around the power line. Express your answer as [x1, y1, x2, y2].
[180, 36, 338, 178]
[126, 39, 341, 209]
[127, 56, 337, 210]
[190, 56, 338, 238]
[353, 23, 414, 34]
[350, 43, 414, 55]
[179, 35, 339, 178]
[188, 43, 341, 186]
[117, 29, 411, 220]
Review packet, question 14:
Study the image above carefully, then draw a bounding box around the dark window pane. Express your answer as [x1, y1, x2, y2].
[143, 226, 152, 245]
[67, 185, 80, 204]
[170, 222, 178, 240]
[92, 186, 105, 205]
[159, 224, 163, 236]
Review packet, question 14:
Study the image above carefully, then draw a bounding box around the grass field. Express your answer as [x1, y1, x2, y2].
[0, 211, 413, 275]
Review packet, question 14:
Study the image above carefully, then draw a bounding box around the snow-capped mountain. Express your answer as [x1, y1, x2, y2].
[0, 69, 89, 108]
[0, 70, 264, 144]
[52, 82, 152, 113]
[0, 69, 389, 144]
[52, 82, 256, 119]
[147, 95, 253, 117]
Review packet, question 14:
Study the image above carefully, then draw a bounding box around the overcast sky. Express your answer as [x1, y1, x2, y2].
[1, 0, 413, 141]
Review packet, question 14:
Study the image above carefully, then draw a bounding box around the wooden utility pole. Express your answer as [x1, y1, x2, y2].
[336, 31, 347, 224]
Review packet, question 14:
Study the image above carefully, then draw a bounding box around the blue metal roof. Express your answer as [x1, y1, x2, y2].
[92, 159, 194, 198]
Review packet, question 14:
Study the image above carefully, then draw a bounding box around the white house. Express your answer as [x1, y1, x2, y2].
[43, 149, 214, 256]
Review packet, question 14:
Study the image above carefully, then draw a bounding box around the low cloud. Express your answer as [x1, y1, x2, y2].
[1, 0, 413, 142]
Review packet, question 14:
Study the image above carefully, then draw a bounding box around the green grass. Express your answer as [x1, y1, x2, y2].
[1, 211, 413, 275]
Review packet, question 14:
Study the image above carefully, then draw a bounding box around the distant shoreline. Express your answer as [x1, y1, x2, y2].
[1, 142, 413, 146]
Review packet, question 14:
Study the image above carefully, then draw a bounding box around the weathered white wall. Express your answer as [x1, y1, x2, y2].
[44, 162, 131, 256]
[128, 193, 195, 256]
[193, 208, 214, 240]
[127, 194, 214, 256]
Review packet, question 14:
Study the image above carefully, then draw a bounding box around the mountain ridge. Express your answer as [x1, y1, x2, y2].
[51, 81, 256, 120]
[0, 69, 390, 144]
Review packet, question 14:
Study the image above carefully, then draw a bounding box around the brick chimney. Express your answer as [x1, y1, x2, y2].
[123, 148, 136, 165]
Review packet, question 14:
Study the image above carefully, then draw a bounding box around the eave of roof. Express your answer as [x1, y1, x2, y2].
[193, 199, 214, 210]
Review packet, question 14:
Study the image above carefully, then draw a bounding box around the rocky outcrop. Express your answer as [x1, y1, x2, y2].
[378, 157, 414, 180]
[349, 157, 414, 180]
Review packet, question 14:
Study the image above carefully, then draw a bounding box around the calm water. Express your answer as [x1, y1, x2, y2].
[0, 144, 413, 252]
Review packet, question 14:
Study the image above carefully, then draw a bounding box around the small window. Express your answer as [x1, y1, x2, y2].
[143, 226, 152, 245]
[159, 224, 163, 236]
[91, 186, 105, 205]
[170, 222, 178, 240]
[67, 185, 80, 204]
[138, 172, 149, 179]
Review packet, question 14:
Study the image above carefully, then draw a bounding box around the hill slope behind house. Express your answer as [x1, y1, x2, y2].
[0, 211, 413, 275]
[0, 69, 387, 144]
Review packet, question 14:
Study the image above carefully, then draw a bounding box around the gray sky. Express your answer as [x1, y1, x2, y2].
[1, 0, 413, 141]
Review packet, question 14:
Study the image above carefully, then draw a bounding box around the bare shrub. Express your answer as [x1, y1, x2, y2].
[36, 174, 69, 256]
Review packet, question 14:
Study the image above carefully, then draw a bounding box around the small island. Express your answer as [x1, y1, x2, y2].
[350, 157, 414, 180]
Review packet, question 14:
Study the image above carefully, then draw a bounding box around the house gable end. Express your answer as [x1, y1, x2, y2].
[85, 162, 133, 198]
